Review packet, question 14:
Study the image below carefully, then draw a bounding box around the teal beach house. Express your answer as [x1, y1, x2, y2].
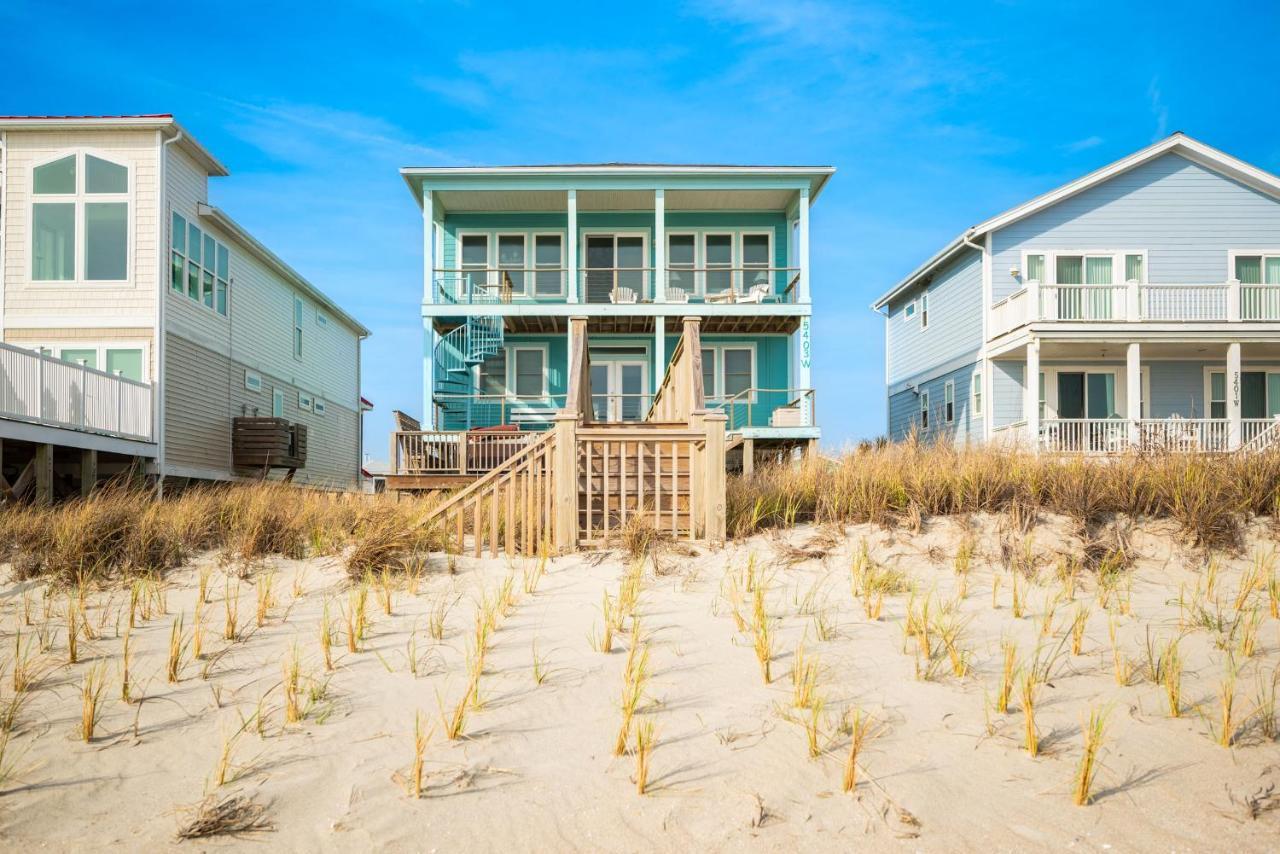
[876, 133, 1280, 454]
[400, 163, 833, 471]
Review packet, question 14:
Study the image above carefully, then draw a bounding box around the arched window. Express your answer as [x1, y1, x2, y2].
[31, 152, 130, 282]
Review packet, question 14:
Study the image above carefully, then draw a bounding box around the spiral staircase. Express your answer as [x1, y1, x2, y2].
[433, 315, 504, 430]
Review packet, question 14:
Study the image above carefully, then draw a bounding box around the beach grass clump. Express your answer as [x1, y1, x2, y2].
[842, 707, 875, 793]
[1073, 706, 1110, 805]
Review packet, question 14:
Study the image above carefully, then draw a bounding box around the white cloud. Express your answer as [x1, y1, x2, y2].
[1063, 135, 1104, 153]
[1147, 77, 1170, 139]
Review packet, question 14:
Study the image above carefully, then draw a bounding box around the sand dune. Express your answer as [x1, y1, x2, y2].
[2, 513, 1278, 851]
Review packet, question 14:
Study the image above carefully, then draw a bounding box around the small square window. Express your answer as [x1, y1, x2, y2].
[298, 391, 314, 411]
[244, 370, 262, 392]
[313, 399, 326, 416]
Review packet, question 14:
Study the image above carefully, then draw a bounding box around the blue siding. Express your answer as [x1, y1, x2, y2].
[888, 361, 982, 443]
[992, 153, 1280, 302]
[1148, 361, 1207, 419]
[992, 360, 1024, 427]
[885, 247, 982, 385]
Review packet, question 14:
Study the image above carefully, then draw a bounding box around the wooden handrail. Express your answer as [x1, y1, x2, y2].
[646, 316, 705, 424]
[422, 430, 556, 522]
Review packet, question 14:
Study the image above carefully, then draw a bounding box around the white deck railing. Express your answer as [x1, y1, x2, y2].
[0, 341, 154, 442]
[990, 280, 1280, 338]
[1032, 417, 1280, 454]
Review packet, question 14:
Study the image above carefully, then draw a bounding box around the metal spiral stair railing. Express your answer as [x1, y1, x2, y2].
[433, 315, 504, 431]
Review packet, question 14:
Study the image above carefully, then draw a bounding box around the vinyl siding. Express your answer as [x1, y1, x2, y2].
[2, 129, 159, 328]
[992, 360, 1025, 428]
[163, 333, 358, 488]
[991, 152, 1280, 302]
[885, 247, 982, 385]
[888, 361, 982, 443]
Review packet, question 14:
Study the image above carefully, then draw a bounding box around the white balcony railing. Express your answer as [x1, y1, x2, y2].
[990, 280, 1280, 338]
[0, 341, 154, 442]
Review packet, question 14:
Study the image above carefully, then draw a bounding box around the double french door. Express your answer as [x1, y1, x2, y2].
[590, 361, 647, 422]
[584, 234, 645, 303]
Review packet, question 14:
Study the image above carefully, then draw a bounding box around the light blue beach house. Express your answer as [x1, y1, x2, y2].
[875, 133, 1280, 454]
[396, 163, 832, 480]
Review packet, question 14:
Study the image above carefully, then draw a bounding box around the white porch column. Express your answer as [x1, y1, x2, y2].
[1126, 341, 1141, 448]
[423, 319, 436, 429]
[1227, 341, 1242, 449]
[797, 186, 810, 304]
[567, 189, 578, 303]
[653, 316, 665, 396]
[797, 316, 813, 425]
[653, 188, 665, 302]
[422, 190, 434, 304]
[1025, 339, 1040, 452]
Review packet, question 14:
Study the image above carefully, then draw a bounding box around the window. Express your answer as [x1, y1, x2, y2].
[245, 370, 262, 392]
[944, 380, 954, 423]
[497, 234, 526, 296]
[478, 350, 506, 396]
[60, 348, 97, 369]
[722, 348, 753, 398]
[919, 390, 930, 430]
[43, 345, 145, 381]
[104, 349, 143, 381]
[1025, 254, 1046, 283]
[1235, 254, 1280, 284]
[701, 348, 716, 397]
[314, 399, 326, 416]
[668, 234, 696, 295]
[32, 152, 129, 282]
[1124, 254, 1144, 283]
[293, 296, 304, 359]
[1038, 372, 1046, 420]
[170, 212, 229, 316]
[920, 292, 929, 330]
[741, 233, 771, 294]
[460, 234, 489, 290]
[1056, 254, 1113, 285]
[972, 370, 983, 416]
[1210, 371, 1226, 419]
[534, 235, 563, 296]
[514, 349, 545, 397]
[904, 301, 916, 320]
[316, 311, 329, 327]
[705, 234, 733, 296]
[272, 388, 284, 418]
[299, 391, 314, 411]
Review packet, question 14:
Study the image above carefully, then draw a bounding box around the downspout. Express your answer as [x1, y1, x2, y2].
[156, 128, 184, 496]
[961, 228, 990, 443]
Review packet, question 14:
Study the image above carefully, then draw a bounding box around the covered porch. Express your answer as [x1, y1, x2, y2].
[991, 337, 1280, 454]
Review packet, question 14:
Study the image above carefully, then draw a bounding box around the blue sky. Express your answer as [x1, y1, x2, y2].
[7, 0, 1280, 457]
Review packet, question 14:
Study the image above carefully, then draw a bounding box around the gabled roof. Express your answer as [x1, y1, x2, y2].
[196, 203, 370, 337]
[0, 114, 228, 177]
[872, 133, 1280, 310]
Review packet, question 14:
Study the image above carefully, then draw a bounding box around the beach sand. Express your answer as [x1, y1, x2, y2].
[2, 513, 1278, 851]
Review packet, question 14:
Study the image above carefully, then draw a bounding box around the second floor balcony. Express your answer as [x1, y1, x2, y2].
[991, 279, 1280, 338]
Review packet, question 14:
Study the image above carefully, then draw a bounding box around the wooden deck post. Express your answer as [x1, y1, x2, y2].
[689, 410, 705, 537]
[552, 412, 579, 553]
[703, 411, 727, 543]
[80, 449, 98, 497]
[34, 443, 53, 505]
[741, 437, 754, 478]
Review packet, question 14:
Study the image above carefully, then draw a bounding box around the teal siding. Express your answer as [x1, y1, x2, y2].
[885, 247, 982, 386]
[992, 152, 1280, 302]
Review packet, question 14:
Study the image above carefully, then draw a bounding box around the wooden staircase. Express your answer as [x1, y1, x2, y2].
[418, 316, 726, 556]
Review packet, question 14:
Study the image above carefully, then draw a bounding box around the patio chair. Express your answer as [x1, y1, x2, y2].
[736, 282, 772, 304]
[610, 286, 638, 304]
[666, 286, 690, 304]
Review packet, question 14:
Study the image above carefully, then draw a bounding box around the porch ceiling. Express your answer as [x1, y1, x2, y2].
[995, 340, 1280, 360]
[430, 187, 799, 213]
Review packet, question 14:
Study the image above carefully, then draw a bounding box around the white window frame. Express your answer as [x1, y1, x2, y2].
[293, 295, 304, 361]
[579, 230, 651, 299]
[298, 390, 314, 411]
[314, 399, 327, 416]
[456, 230, 493, 292]
[739, 230, 774, 295]
[903, 300, 917, 321]
[1038, 365, 1134, 420]
[700, 231, 736, 298]
[509, 344, 551, 398]
[971, 369, 983, 417]
[35, 340, 150, 382]
[701, 342, 758, 402]
[920, 290, 929, 330]
[943, 379, 954, 423]
[272, 388, 285, 418]
[1227, 249, 1280, 283]
[170, 211, 230, 317]
[532, 231, 567, 298]
[316, 311, 328, 327]
[919, 389, 930, 431]
[245, 370, 262, 392]
[1022, 249, 1149, 286]
[495, 231, 529, 297]
[666, 231, 699, 296]
[29, 149, 134, 286]
[1202, 365, 1276, 420]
